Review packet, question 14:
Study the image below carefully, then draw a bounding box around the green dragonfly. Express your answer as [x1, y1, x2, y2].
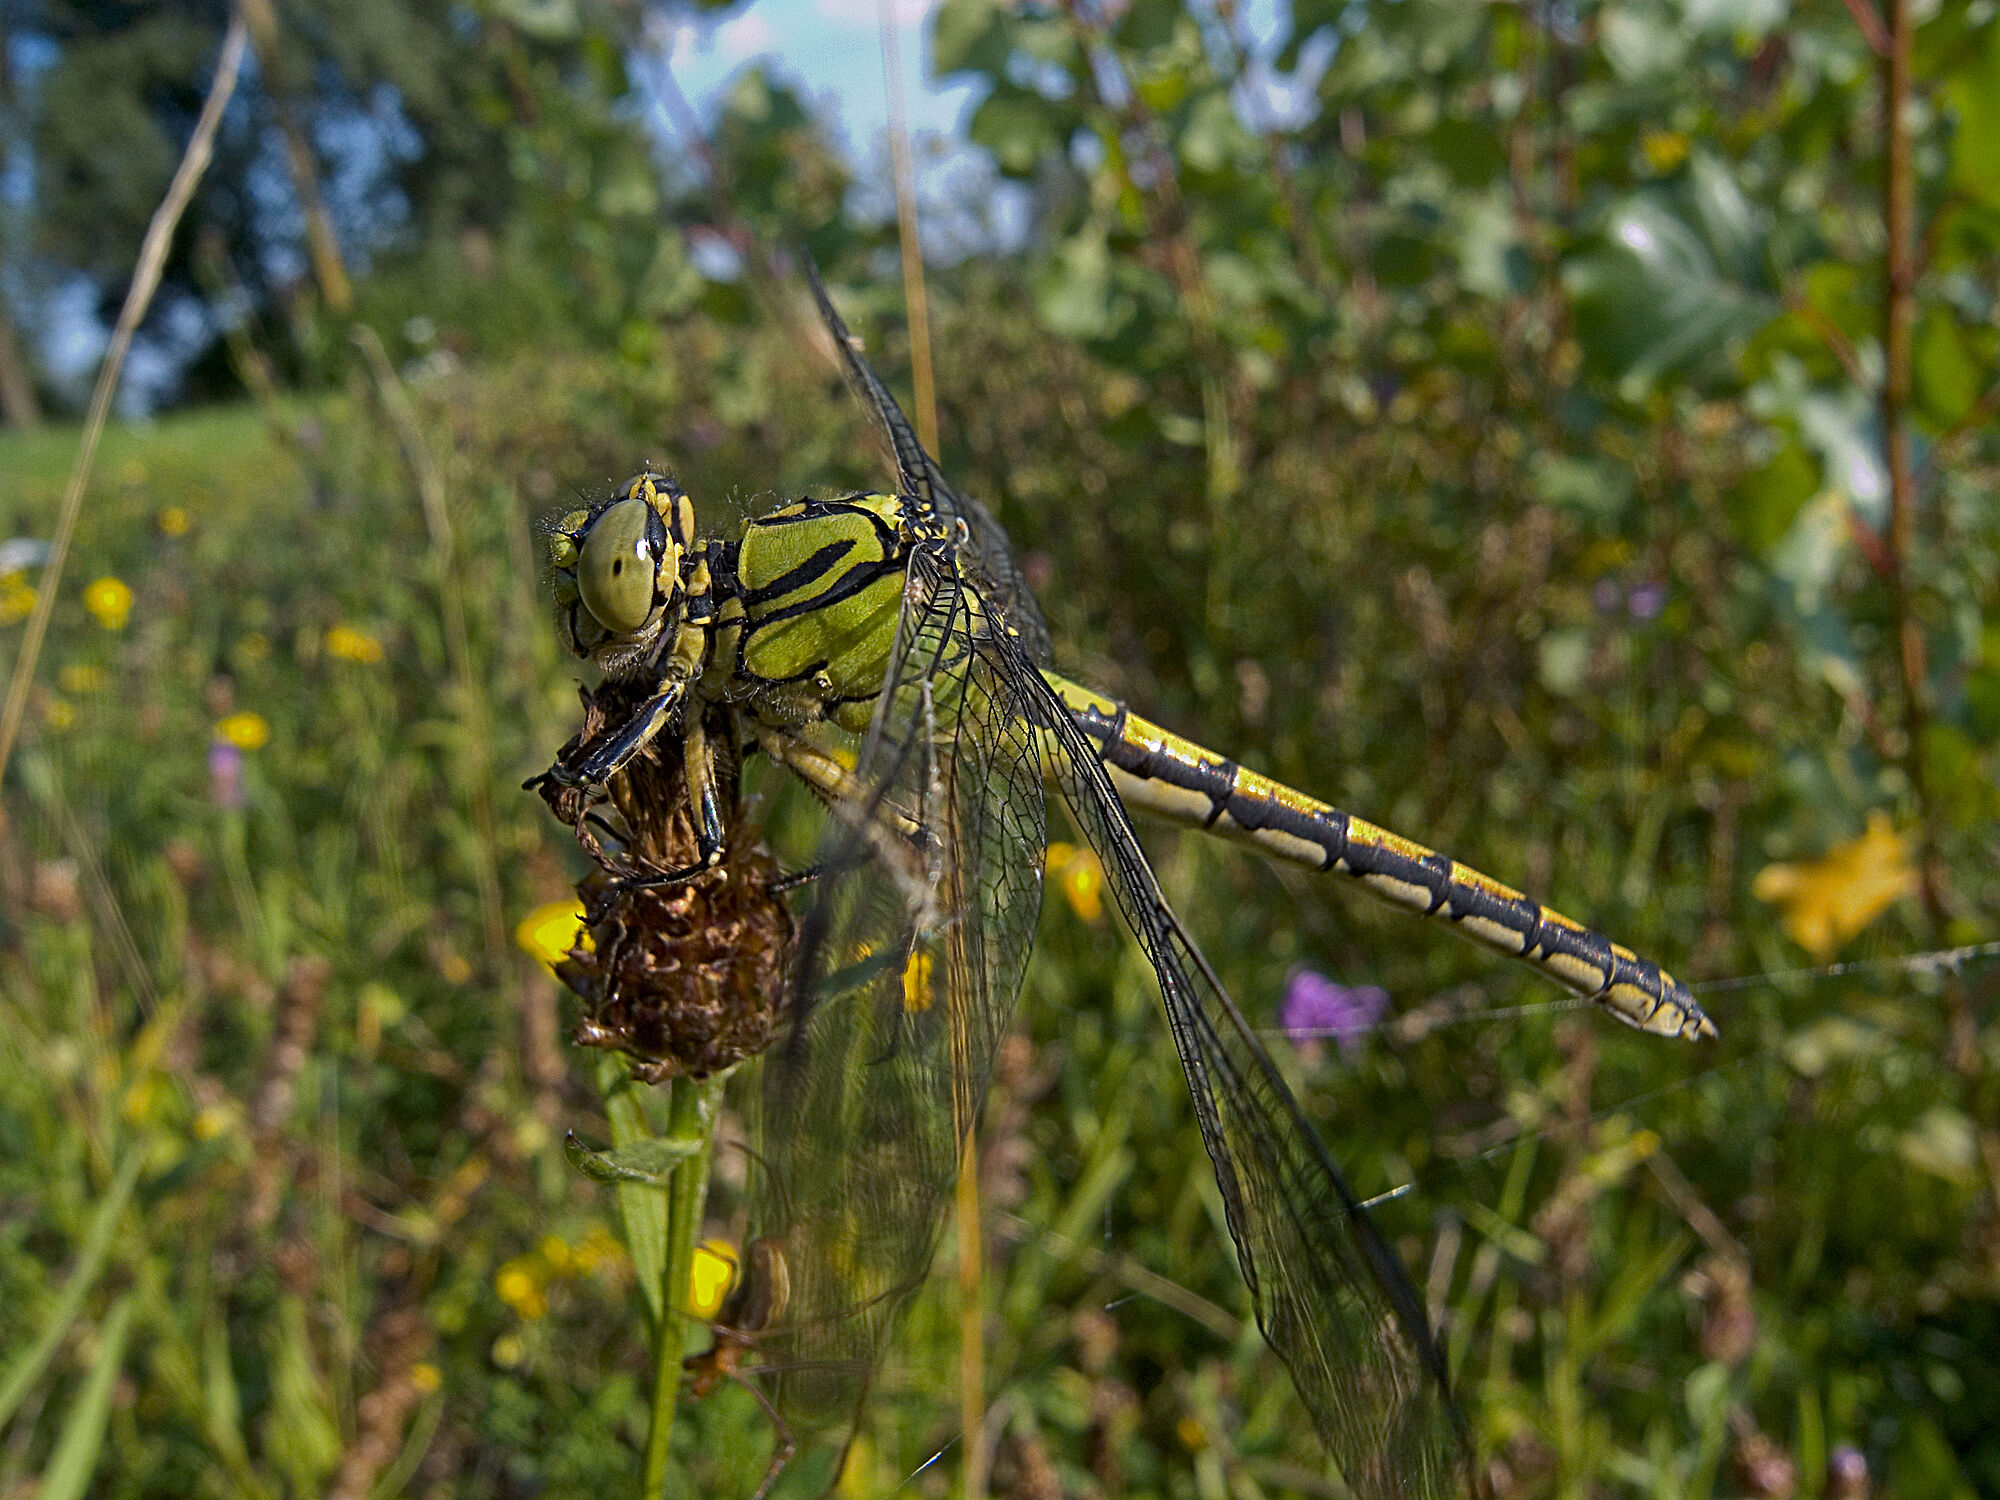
[535, 259, 1716, 1499]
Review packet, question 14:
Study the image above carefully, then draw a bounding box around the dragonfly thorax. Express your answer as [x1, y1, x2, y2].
[547, 471, 700, 679]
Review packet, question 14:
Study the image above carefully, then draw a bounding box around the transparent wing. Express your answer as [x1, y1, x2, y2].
[1015, 645, 1475, 1499]
[802, 254, 1055, 666]
[749, 544, 1047, 1428]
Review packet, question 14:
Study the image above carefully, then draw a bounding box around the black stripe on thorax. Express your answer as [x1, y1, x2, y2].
[738, 538, 862, 609]
[744, 551, 905, 629]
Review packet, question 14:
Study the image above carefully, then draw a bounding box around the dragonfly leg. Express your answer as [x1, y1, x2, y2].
[619, 710, 729, 890]
[526, 676, 687, 794]
[769, 864, 824, 894]
[725, 1369, 796, 1500]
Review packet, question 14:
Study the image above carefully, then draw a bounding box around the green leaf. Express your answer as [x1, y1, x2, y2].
[1456, 189, 1529, 299]
[1919, 722, 1991, 830]
[1898, 1105, 1979, 1186]
[1565, 196, 1773, 397]
[0, 1146, 144, 1428]
[599, 1059, 671, 1327]
[968, 89, 1064, 177]
[1178, 90, 1251, 174]
[1947, 19, 2000, 213]
[490, 0, 579, 42]
[1599, 4, 1689, 80]
[1530, 452, 1636, 523]
[1732, 441, 1819, 553]
[1538, 627, 1592, 697]
[934, 0, 1008, 77]
[36, 1294, 137, 1500]
[1913, 305, 1984, 428]
[1428, 116, 1507, 186]
[1115, 0, 1185, 51]
[1037, 232, 1118, 340]
[564, 1130, 703, 1187]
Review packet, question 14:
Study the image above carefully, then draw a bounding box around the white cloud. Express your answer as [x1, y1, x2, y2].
[718, 11, 778, 58]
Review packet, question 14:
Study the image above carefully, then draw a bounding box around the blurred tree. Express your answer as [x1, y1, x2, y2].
[4, 0, 745, 405]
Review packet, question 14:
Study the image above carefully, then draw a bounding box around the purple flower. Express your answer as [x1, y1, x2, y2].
[1281, 969, 1388, 1056]
[208, 738, 245, 810]
[1827, 1445, 1868, 1500]
[1628, 579, 1666, 620]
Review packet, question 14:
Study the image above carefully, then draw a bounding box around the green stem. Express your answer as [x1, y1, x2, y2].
[640, 1074, 721, 1499]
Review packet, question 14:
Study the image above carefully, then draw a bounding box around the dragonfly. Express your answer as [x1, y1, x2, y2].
[533, 258, 1717, 1499]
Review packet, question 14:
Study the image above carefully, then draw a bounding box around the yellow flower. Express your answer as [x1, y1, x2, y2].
[836, 1435, 877, 1499]
[515, 898, 587, 971]
[1046, 842, 1105, 923]
[902, 948, 934, 1011]
[1641, 130, 1689, 174]
[409, 1362, 442, 1394]
[214, 711, 269, 750]
[1176, 1414, 1208, 1452]
[59, 664, 109, 695]
[1752, 811, 1917, 961]
[538, 1235, 575, 1276]
[495, 1258, 549, 1320]
[157, 506, 192, 537]
[122, 1073, 162, 1125]
[43, 698, 75, 730]
[490, 1333, 525, 1368]
[578, 1224, 626, 1273]
[236, 633, 270, 664]
[327, 622, 385, 664]
[0, 576, 34, 625]
[83, 576, 133, 631]
[689, 1240, 739, 1320]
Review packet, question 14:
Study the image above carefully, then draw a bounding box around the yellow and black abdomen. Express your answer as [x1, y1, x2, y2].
[727, 494, 910, 733]
[1049, 675, 1716, 1041]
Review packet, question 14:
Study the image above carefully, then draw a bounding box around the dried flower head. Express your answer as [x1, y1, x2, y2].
[535, 681, 793, 1082]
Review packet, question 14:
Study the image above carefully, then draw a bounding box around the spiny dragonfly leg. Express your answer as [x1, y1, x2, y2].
[526, 678, 686, 794]
[769, 864, 824, 894]
[726, 1370, 796, 1500]
[617, 710, 730, 890]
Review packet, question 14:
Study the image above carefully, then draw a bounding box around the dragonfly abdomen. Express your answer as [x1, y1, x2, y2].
[1051, 675, 1716, 1041]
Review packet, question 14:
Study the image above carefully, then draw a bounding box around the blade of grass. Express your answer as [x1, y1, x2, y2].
[0, 14, 248, 792]
[349, 325, 510, 992]
[0, 1145, 144, 1430]
[33, 1292, 137, 1500]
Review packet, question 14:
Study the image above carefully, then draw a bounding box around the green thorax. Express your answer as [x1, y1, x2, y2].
[708, 493, 913, 735]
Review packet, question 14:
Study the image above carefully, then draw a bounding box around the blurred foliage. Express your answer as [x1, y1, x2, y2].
[3, 0, 744, 402]
[3, 0, 2000, 1495]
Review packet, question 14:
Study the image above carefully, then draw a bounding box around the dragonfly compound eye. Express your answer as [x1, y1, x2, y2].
[577, 496, 667, 634]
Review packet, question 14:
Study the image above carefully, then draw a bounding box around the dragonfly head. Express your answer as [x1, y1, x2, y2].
[547, 471, 697, 675]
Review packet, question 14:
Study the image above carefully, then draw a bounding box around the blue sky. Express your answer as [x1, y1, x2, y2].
[651, 0, 979, 160]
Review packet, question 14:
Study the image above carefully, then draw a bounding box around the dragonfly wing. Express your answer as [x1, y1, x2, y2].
[751, 544, 1047, 1428]
[801, 254, 1055, 666]
[1018, 648, 1474, 1499]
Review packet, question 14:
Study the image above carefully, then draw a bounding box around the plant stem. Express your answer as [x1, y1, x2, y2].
[641, 1073, 722, 1498]
[0, 14, 247, 793]
[1878, 0, 1947, 933]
